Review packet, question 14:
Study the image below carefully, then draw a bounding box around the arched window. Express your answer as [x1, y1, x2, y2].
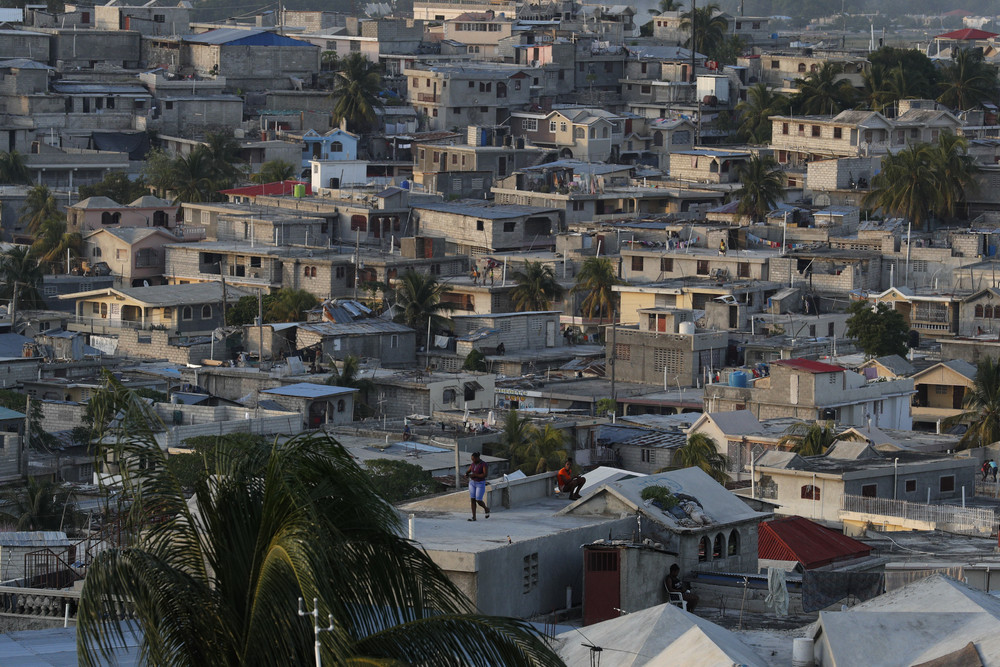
[331, 141, 343, 152]
[713, 533, 724, 559]
[728, 529, 739, 556]
[797, 63, 806, 73]
[337, 399, 345, 412]
[976, 305, 985, 318]
[92, 247, 102, 257]
[182, 306, 193, 320]
[986, 306, 994, 319]
[801, 484, 820, 501]
[310, 267, 317, 278]
[201, 304, 212, 319]
[112, 212, 121, 224]
[698, 536, 710, 562]
[101, 212, 114, 225]
[574, 127, 585, 139]
[602, 126, 609, 138]
[653, 131, 664, 147]
[304, 266, 310, 277]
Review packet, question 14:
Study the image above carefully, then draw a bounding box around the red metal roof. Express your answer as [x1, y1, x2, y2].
[772, 358, 845, 374]
[758, 516, 872, 569]
[935, 28, 998, 40]
[219, 180, 311, 197]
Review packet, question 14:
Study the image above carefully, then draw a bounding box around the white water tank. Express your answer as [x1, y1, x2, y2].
[678, 321, 696, 335]
[792, 638, 814, 667]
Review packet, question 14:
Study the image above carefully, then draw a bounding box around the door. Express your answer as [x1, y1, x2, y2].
[546, 320, 555, 347]
[583, 548, 620, 626]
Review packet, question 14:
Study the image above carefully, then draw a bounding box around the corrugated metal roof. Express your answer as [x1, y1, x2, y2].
[772, 358, 845, 374]
[0, 406, 24, 420]
[262, 383, 357, 398]
[298, 320, 413, 337]
[0, 531, 69, 547]
[758, 516, 871, 569]
[184, 28, 315, 47]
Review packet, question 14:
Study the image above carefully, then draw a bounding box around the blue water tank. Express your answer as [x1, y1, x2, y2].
[400, 180, 410, 190]
[729, 371, 748, 388]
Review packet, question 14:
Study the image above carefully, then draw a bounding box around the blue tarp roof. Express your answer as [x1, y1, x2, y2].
[183, 28, 314, 47]
[261, 383, 357, 399]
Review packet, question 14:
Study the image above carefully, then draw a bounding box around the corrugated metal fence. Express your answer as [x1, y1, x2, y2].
[841, 494, 996, 537]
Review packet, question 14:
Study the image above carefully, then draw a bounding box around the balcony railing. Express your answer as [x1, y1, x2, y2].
[416, 92, 440, 103]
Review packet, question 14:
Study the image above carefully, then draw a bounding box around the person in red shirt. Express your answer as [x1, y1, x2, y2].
[557, 459, 586, 500]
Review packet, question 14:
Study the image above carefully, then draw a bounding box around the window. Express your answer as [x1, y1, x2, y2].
[304, 266, 310, 277]
[389, 334, 398, 348]
[335, 266, 346, 279]
[201, 305, 212, 319]
[614, 343, 630, 360]
[801, 484, 820, 501]
[861, 484, 877, 498]
[631, 256, 643, 271]
[574, 127, 585, 139]
[728, 529, 739, 556]
[182, 306, 193, 320]
[549, 121, 557, 132]
[798, 63, 806, 73]
[503, 222, 515, 233]
[641, 84, 651, 94]
[641, 448, 655, 463]
[331, 141, 343, 152]
[560, 122, 567, 132]
[782, 123, 788, 135]
[696, 260, 710, 275]
[443, 388, 456, 403]
[660, 257, 673, 272]
[522, 118, 538, 131]
[738, 262, 750, 278]
[905, 479, 916, 493]
[476, 220, 484, 231]
[522, 552, 539, 593]
[337, 399, 345, 412]
[571, 201, 586, 211]
[811, 125, 820, 137]
[713, 534, 723, 559]
[828, 322, 835, 336]
[92, 247, 102, 257]
[940, 475, 955, 493]
[935, 385, 949, 395]
[165, 101, 173, 110]
[153, 14, 165, 22]
[977, 305, 985, 318]
[698, 536, 710, 562]
[350, 215, 367, 232]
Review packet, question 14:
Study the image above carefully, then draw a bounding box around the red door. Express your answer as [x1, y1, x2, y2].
[583, 548, 620, 626]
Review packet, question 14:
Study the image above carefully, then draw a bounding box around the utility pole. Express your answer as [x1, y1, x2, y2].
[297, 597, 334, 667]
[10, 281, 18, 335]
[610, 308, 617, 402]
[219, 260, 228, 324]
[257, 290, 264, 365]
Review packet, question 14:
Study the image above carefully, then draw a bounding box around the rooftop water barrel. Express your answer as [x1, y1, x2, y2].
[729, 371, 749, 388]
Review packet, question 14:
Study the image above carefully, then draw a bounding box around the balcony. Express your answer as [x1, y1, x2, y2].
[417, 92, 440, 103]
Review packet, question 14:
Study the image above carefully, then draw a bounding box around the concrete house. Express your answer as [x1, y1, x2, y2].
[451, 311, 564, 358]
[910, 360, 977, 432]
[404, 64, 532, 131]
[872, 286, 962, 338]
[297, 128, 359, 170]
[441, 11, 513, 59]
[668, 148, 752, 185]
[704, 358, 915, 430]
[294, 319, 417, 367]
[412, 201, 561, 253]
[509, 107, 626, 162]
[606, 308, 728, 387]
[752, 442, 977, 525]
[370, 370, 496, 421]
[67, 195, 179, 234]
[959, 287, 1000, 336]
[93, 0, 190, 36]
[260, 383, 357, 428]
[82, 227, 182, 287]
[62, 283, 247, 335]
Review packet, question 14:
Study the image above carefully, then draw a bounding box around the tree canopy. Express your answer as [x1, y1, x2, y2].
[844, 301, 909, 358]
[950, 357, 1000, 450]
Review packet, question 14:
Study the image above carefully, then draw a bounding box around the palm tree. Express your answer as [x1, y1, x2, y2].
[170, 149, 221, 203]
[332, 53, 384, 133]
[777, 421, 845, 457]
[863, 143, 941, 230]
[680, 4, 728, 61]
[938, 48, 998, 111]
[77, 376, 562, 667]
[495, 409, 535, 460]
[861, 64, 894, 113]
[326, 354, 375, 418]
[0, 150, 30, 184]
[510, 261, 564, 312]
[264, 288, 319, 322]
[887, 65, 929, 108]
[21, 184, 61, 234]
[510, 424, 568, 475]
[793, 63, 857, 115]
[734, 154, 785, 224]
[572, 256, 620, 326]
[0, 478, 77, 531]
[672, 433, 729, 483]
[251, 159, 297, 184]
[202, 131, 244, 188]
[32, 218, 81, 273]
[950, 357, 1000, 450]
[736, 83, 789, 144]
[658, 0, 682, 11]
[931, 132, 976, 222]
[0, 246, 45, 309]
[392, 269, 456, 348]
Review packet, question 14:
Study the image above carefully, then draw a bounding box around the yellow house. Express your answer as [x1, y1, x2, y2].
[910, 360, 977, 431]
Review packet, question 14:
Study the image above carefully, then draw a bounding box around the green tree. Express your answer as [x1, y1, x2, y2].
[572, 256, 621, 326]
[392, 269, 456, 348]
[595, 398, 616, 417]
[931, 132, 977, 222]
[225, 293, 278, 326]
[331, 53, 384, 133]
[493, 409, 534, 461]
[777, 421, 847, 457]
[167, 434, 270, 492]
[868, 47, 938, 99]
[792, 62, 857, 115]
[202, 131, 244, 188]
[264, 288, 319, 322]
[887, 65, 930, 107]
[250, 159, 298, 184]
[681, 4, 728, 62]
[509, 424, 568, 475]
[0, 246, 45, 310]
[510, 260, 564, 312]
[736, 83, 789, 143]
[658, 0, 682, 11]
[170, 148, 222, 203]
[734, 154, 785, 223]
[21, 184, 62, 235]
[0, 478, 77, 531]
[950, 357, 1000, 450]
[140, 148, 177, 199]
[325, 354, 374, 418]
[863, 142, 948, 230]
[32, 217, 82, 273]
[0, 151, 30, 184]
[938, 48, 998, 111]
[672, 433, 729, 483]
[365, 459, 442, 502]
[844, 300, 909, 358]
[77, 377, 561, 667]
[78, 172, 148, 204]
[462, 348, 487, 372]
[861, 64, 894, 113]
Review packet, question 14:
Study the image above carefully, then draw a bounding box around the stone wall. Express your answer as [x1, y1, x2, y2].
[116, 329, 214, 365]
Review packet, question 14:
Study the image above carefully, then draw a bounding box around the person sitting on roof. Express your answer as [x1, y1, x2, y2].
[556, 459, 586, 500]
[664, 563, 698, 612]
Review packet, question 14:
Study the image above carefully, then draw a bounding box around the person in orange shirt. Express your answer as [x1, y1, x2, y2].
[557, 459, 586, 500]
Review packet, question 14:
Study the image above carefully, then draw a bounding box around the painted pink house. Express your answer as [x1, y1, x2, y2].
[83, 227, 185, 287]
[67, 195, 198, 238]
